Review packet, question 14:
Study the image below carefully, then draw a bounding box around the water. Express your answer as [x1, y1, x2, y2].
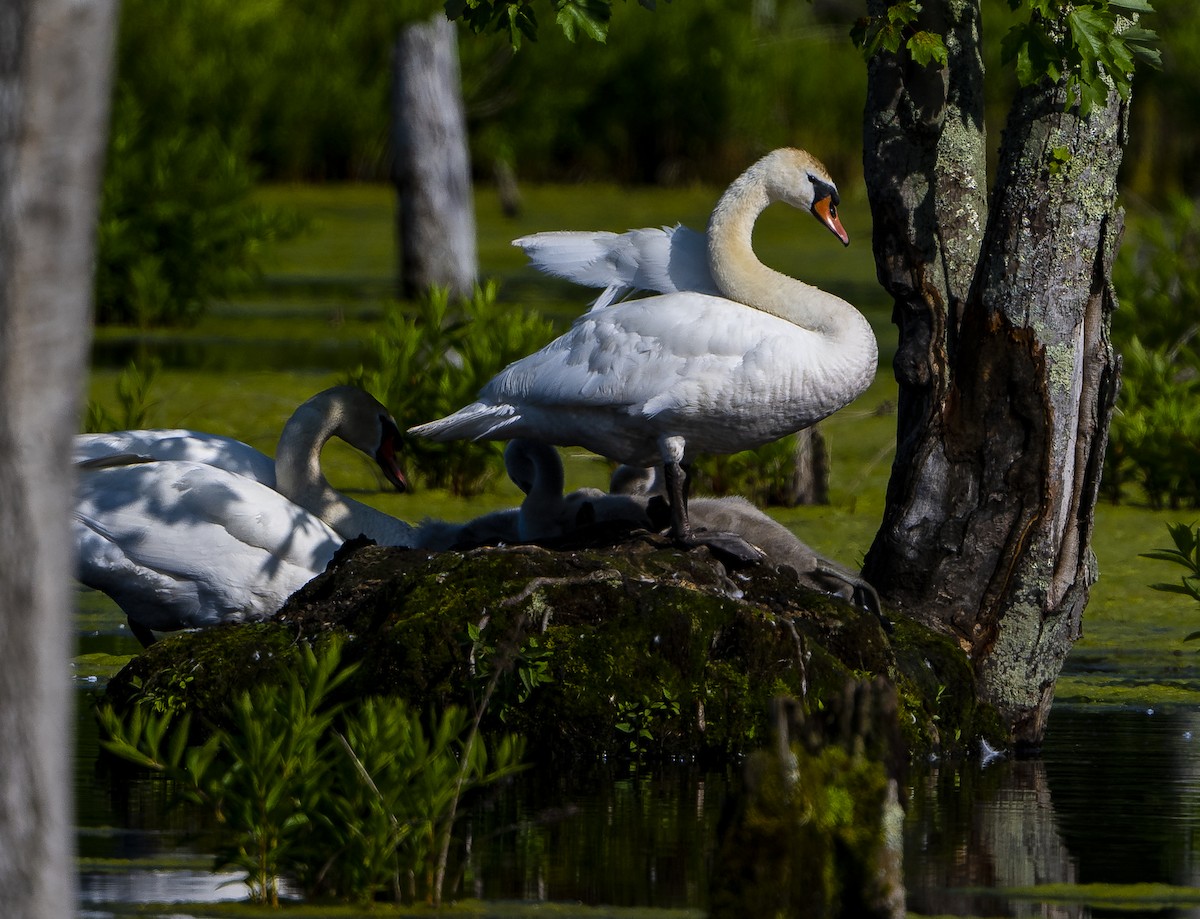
[75, 646, 1200, 918]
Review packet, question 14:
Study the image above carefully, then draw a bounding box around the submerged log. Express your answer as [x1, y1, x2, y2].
[105, 534, 999, 761]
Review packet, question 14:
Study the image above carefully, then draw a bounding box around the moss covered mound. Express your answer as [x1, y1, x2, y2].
[105, 535, 992, 759]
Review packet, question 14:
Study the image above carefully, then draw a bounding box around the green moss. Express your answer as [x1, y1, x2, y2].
[104, 539, 984, 761]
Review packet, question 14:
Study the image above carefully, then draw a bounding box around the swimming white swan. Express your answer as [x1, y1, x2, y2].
[74, 458, 342, 646]
[410, 148, 877, 555]
[76, 386, 420, 547]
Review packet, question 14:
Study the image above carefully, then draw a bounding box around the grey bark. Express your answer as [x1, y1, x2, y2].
[0, 0, 116, 915]
[861, 0, 1124, 746]
[789, 425, 829, 506]
[392, 15, 477, 299]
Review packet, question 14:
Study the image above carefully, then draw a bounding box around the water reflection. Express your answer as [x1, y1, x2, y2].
[75, 684, 1200, 915]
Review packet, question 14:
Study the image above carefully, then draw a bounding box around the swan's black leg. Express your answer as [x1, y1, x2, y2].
[663, 459, 691, 540]
[663, 460, 764, 565]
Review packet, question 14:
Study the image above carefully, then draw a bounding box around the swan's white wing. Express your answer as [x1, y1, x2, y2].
[410, 292, 828, 465]
[485, 294, 810, 414]
[513, 224, 719, 310]
[74, 430, 276, 485]
[74, 461, 339, 632]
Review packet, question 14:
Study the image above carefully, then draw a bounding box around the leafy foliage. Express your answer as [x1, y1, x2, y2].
[692, 433, 819, 507]
[83, 360, 160, 433]
[1141, 523, 1200, 641]
[1106, 197, 1200, 506]
[96, 639, 526, 906]
[447, 0, 657, 47]
[850, 1, 948, 68]
[349, 283, 556, 496]
[1001, 0, 1160, 114]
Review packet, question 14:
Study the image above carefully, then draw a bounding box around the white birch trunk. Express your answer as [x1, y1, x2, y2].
[0, 1, 116, 914]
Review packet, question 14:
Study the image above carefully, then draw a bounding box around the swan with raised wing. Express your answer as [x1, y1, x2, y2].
[409, 148, 877, 555]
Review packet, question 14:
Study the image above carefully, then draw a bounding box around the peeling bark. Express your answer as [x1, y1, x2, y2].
[861, 0, 1125, 746]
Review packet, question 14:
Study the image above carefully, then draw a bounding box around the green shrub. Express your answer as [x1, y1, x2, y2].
[96, 639, 526, 907]
[1107, 198, 1200, 504]
[349, 282, 557, 496]
[94, 94, 302, 326]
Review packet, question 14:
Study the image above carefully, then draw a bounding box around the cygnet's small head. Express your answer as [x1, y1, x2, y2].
[763, 148, 849, 247]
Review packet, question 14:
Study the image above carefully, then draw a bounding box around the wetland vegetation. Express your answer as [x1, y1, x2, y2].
[80, 182, 1200, 917]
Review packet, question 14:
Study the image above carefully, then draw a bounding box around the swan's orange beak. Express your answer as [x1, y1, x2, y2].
[375, 423, 409, 493]
[813, 195, 849, 247]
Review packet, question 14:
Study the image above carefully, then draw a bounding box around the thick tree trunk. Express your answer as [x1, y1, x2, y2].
[392, 15, 477, 299]
[861, 0, 1124, 747]
[0, 0, 115, 915]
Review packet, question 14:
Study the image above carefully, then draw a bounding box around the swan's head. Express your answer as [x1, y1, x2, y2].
[319, 386, 410, 493]
[762, 148, 849, 247]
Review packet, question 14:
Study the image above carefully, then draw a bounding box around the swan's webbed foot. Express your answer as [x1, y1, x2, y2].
[678, 527, 767, 566]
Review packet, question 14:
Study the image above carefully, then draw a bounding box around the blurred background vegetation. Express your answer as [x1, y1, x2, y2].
[91, 0, 1200, 510]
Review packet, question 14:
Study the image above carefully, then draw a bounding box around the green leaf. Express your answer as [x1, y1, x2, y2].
[1149, 582, 1200, 596]
[1067, 7, 1111, 64]
[906, 30, 948, 67]
[555, 0, 611, 43]
[1109, 0, 1154, 11]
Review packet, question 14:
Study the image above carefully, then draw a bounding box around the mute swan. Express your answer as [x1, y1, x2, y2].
[74, 458, 342, 646]
[76, 386, 420, 547]
[75, 429, 276, 483]
[609, 464, 882, 617]
[410, 148, 877, 556]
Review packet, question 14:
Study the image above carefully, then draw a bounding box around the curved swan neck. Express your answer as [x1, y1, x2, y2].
[509, 441, 568, 541]
[275, 396, 340, 504]
[705, 155, 845, 335]
[275, 392, 416, 546]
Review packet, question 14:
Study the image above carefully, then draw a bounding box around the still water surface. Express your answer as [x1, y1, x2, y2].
[75, 620, 1200, 919]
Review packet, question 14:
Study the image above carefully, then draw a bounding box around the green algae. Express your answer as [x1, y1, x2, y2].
[958, 881, 1200, 910]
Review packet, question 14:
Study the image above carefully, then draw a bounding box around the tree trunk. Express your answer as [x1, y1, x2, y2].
[0, 0, 116, 915]
[789, 426, 829, 506]
[861, 0, 1124, 747]
[392, 15, 477, 299]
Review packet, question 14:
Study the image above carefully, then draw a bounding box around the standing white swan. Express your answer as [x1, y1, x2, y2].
[409, 148, 878, 554]
[76, 386, 420, 547]
[74, 458, 343, 646]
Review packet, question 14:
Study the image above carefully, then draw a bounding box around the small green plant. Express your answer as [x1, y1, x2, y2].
[615, 687, 680, 757]
[467, 619, 555, 725]
[96, 639, 526, 907]
[84, 359, 161, 433]
[1143, 522, 1200, 642]
[349, 282, 556, 496]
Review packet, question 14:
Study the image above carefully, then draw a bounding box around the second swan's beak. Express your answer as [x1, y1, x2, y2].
[376, 419, 410, 493]
[813, 195, 850, 247]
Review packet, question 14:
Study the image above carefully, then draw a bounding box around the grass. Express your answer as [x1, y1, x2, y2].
[85, 181, 1200, 707]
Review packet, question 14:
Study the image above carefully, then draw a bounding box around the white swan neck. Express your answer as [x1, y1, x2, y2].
[275, 393, 415, 545]
[705, 159, 845, 336]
